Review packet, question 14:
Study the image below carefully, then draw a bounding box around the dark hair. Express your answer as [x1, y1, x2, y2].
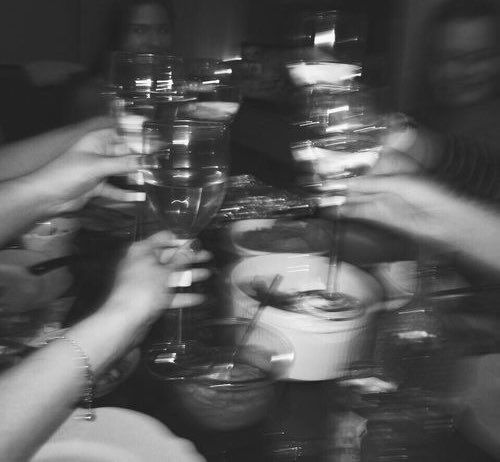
[432, 0, 500, 25]
[410, 0, 500, 117]
[425, 0, 500, 62]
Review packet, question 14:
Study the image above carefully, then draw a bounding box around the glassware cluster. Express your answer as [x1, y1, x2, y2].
[107, 52, 231, 380]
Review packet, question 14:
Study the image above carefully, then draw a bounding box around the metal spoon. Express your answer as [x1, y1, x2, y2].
[326, 204, 342, 296]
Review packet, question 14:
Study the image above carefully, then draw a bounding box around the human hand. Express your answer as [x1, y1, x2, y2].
[323, 174, 461, 245]
[368, 146, 421, 176]
[29, 125, 142, 215]
[291, 116, 424, 192]
[369, 122, 443, 176]
[103, 231, 211, 345]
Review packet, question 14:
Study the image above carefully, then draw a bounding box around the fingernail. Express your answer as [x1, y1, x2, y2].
[122, 191, 146, 202]
[187, 239, 202, 252]
[317, 195, 346, 208]
[112, 143, 129, 156]
[169, 270, 193, 287]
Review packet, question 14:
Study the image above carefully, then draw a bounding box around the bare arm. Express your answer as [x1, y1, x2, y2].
[0, 175, 55, 246]
[381, 125, 500, 200]
[0, 117, 112, 181]
[0, 309, 138, 462]
[0, 232, 209, 461]
[333, 175, 500, 274]
[0, 127, 140, 248]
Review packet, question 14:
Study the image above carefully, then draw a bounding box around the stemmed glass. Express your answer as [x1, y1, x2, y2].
[104, 52, 197, 239]
[108, 51, 193, 117]
[291, 132, 382, 306]
[288, 59, 391, 304]
[141, 119, 229, 379]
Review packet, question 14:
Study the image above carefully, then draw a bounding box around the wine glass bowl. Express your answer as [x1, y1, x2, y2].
[142, 119, 229, 239]
[291, 132, 381, 194]
[105, 52, 197, 199]
[142, 119, 229, 380]
[108, 52, 197, 135]
[108, 52, 186, 98]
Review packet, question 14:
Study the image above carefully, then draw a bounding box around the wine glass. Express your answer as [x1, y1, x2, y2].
[289, 66, 385, 309]
[105, 52, 197, 239]
[141, 119, 229, 379]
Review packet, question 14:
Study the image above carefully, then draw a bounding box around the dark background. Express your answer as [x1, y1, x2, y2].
[0, 0, 440, 112]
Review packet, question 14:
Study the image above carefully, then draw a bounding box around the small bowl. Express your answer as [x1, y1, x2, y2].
[161, 318, 294, 431]
[229, 218, 333, 257]
[0, 249, 73, 346]
[227, 253, 383, 381]
[21, 217, 81, 258]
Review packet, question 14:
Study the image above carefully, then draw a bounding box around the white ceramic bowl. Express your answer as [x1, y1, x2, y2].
[22, 217, 81, 258]
[287, 62, 361, 86]
[0, 249, 74, 343]
[227, 253, 383, 381]
[229, 218, 333, 257]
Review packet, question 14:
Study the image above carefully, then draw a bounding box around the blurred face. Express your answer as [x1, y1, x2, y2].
[122, 3, 173, 53]
[430, 17, 500, 107]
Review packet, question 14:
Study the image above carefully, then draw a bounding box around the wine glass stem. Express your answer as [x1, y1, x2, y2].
[161, 242, 191, 345]
[177, 308, 183, 344]
[326, 204, 342, 295]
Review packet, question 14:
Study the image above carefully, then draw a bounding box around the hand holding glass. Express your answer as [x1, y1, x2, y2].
[141, 119, 229, 379]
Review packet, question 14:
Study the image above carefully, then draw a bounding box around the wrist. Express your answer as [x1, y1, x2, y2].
[385, 125, 418, 153]
[433, 193, 479, 251]
[410, 128, 444, 171]
[19, 170, 63, 217]
[67, 311, 131, 374]
[4, 174, 53, 220]
[67, 304, 154, 376]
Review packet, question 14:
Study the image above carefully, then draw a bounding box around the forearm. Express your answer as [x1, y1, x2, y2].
[0, 176, 53, 246]
[0, 308, 139, 461]
[0, 116, 111, 181]
[408, 129, 500, 200]
[437, 196, 500, 273]
[431, 135, 500, 200]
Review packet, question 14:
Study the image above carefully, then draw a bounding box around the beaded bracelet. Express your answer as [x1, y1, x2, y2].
[46, 335, 95, 421]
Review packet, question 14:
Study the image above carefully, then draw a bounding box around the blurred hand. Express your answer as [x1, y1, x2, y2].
[31, 127, 142, 214]
[369, 147, 422, 176]
[370, 123, 442, 176]
[104, 231, 211, 345]
[323, 174, 460, 245]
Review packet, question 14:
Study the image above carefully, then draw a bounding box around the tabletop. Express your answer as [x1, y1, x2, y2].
[61, 202, 500, 461]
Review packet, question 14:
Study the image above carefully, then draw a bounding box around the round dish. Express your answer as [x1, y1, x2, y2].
[0, 249, 72, 305]
[22, 217, 81, 259]
[287, 62, 361, 86]
[0, 250, 73, 343]
[168, 318, 293, 431]
[31, 407, 205, 462]
[230, 218, 333, 257]
[228, 253, 383, 381]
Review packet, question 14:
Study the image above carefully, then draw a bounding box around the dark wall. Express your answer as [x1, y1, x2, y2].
[0, 0, 394, 67]
[0, 0, 249, 65]
[174, 0, 249, 60]
[0, 0, 80, 64]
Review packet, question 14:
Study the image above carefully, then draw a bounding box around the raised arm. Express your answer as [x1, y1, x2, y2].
[0, 232, 209, 462]
[378, 124, 500, 200]
[0, 116, 112, 182]
[0, 127, 139, 247]
[331, 174, 500, 274]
